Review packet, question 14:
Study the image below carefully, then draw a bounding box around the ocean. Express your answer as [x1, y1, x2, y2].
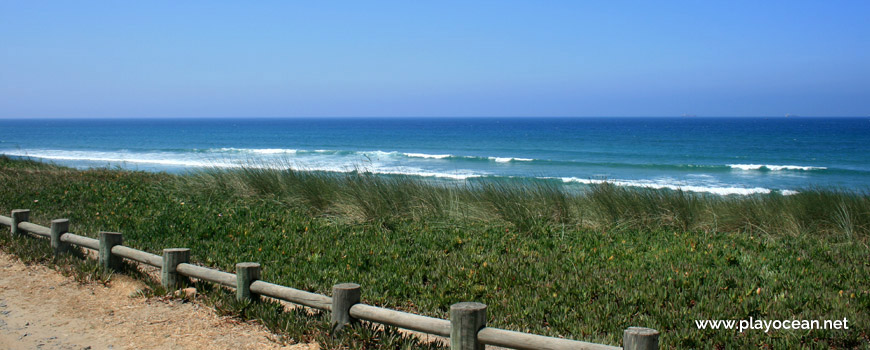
[1, 117, 868, 195]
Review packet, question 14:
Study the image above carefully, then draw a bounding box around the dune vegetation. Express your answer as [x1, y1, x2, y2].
[1, 156, 867, 348]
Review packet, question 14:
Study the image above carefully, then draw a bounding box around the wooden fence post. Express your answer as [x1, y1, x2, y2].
[450, 302, 486, 350]
[236, 262, 261, 301]
[99, 232, 123, 270]
[162, 248, 190, 289]
[624, 327, 660, 350]
[11, 209, 29, 236]
[331, 283, 361, 333]
[50, 219, 70, 255]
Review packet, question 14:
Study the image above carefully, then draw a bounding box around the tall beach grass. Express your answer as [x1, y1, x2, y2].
[183, 162, 869, 239]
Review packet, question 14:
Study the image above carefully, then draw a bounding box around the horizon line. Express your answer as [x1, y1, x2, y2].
[2, 115, 869, 120]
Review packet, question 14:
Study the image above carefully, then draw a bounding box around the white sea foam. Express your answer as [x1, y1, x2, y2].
[252, 148, 298, 155]
[216, 147, 297, 155]
[212, 148, 538, 164]
[1, 149, 797, 194]
[403, 152, 453, 159]
[728, 164, 826, 171]
[4, 149, 479, 180]
[559, 177, 776, 196]
[371, 167, 483, 180]
[225, 160, 483, 180]
[359, 150, 399, 158]
[489, 157, 534, 163]
[1, 150, 239, 169]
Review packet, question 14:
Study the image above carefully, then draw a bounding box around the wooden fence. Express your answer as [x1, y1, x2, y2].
[0, 209, 660, 350]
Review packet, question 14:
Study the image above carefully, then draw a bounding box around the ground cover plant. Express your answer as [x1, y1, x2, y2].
[0, 203, 444, 350]
[1, 156, 868, 348]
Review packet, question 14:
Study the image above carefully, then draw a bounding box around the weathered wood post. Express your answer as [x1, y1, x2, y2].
[161, 248, 190, 289]
[50, 219, 70, 255]
[235, 262, 261, 301]
[11, 209, 30, 236]
[331, 283, 361, 333]
[99, 231, 123, 270]
[450, 302, 486, 350]
[623, 327, 660, 350]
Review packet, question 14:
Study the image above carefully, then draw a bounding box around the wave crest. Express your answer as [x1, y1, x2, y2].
[488, 157, 534, 163]
[728, 164, 826, 171]
[559, 177, 787, 196]
[401, 152, 537, 163]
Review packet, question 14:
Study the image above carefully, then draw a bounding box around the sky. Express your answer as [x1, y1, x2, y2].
[1, 1, 868, 118]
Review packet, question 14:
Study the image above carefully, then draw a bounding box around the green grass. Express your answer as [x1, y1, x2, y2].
[201, 281, 446, 349]
[0, 206, 443, 350]
[1, 156, 868, 349]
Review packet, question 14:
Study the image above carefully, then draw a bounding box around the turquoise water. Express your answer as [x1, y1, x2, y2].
[1, 117, 868, 195]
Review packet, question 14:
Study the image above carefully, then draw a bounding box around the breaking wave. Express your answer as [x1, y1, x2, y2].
[559, 177, 789, 196]
[728, 164, 827, 171]
[1, 148, 821, 195]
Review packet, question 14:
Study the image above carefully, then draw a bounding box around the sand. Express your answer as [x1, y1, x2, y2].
[0, 251, 318, 350]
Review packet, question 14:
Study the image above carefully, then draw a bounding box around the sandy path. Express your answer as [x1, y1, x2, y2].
[0, 251, 318, 350]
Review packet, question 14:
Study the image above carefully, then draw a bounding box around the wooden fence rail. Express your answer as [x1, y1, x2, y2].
[1, 209, 660, 350]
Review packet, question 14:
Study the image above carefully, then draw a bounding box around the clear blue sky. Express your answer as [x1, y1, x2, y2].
[1, 1, 868, 118]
